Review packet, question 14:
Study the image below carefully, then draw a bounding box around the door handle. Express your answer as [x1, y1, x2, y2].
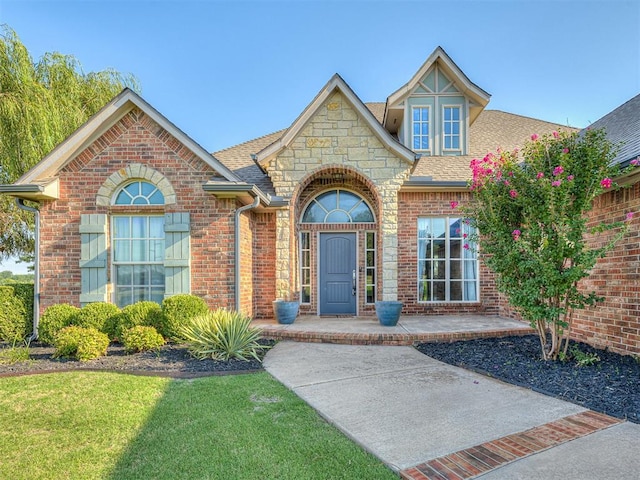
[352, 269, 356, 296]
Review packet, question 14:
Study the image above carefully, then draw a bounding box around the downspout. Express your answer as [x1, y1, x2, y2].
[15, 199, 40, 341]
[234, 196, 260, 312]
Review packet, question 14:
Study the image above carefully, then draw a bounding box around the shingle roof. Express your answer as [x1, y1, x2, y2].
[213, 105, 574, 188]
[586, 94, 640, 166]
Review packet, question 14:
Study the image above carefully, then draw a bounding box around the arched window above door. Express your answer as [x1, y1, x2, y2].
[301, 189, 374, 223]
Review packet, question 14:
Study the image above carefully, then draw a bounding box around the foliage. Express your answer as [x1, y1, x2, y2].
[161, 294, 209, 341]
[38, 303, 80, 345]
[569, 345, 601, 367]
[464, 129, 637, 360]
[0, 25, 139, 261]
[0, 270, 34, 284]
[53, 326, 109, 361]
[0, 285, 27, 341]
[0, 338, 31, 365]
[179, 309, 269, 361]
[121, 325, 165, 353]
[118, 301, 164, 340]
[76, 302, 121, 334]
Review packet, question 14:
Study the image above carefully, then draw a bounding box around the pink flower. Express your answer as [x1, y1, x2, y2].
[463, 243, 470, 250]
[567, 175, 574, 181]
[463, 233, 468, 238]
[509, 190, 518, 198]
[626, 212, 634, 222]
[552, 131, 559, 139]
[531, 133, 539, 141]
[562, 148, 569, 154]
[450, 201, 459, 209]
[553, 166, 564, 176]
[508, 171, 514, 177]
[536, 172, 545, 179]
[552, 180, 562, 187]
[503, 180, 510, 186]
[631, 158, 640, 166]
[512, 229, 521, 241]
[601, 178, 613, 189]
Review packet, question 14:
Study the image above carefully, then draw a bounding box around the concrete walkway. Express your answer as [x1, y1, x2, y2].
[263, 342, 640, 478]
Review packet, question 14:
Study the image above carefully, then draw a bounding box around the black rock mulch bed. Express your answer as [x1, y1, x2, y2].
[415, 335, 640, 423]
[0, 339, 275, 379]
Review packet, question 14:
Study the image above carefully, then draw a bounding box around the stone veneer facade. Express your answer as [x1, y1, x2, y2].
[264, 91, 412, 303]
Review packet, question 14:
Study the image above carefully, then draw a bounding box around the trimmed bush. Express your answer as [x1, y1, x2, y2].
[77, 302, 121, 334]
[121, 326, 165, 353]
[8, 282, 34, 336]
[0, 286, 28, 342]
[53, 326, 109, 361]
[161, 294, 209, 340]
[39, 304, 81, 345]
[179, 309, 269, 361]
[118, 301, 164, 340]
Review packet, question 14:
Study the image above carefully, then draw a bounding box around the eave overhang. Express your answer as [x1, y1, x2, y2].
[0, 178, 59, 201]
[202, 182, 288, 210]
[400, 176, 469, 193]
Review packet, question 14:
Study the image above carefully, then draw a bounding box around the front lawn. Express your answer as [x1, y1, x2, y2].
[0, 371, 395, 479]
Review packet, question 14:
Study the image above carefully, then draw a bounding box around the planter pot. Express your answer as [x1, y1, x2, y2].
[375, 301, 403, 326]
[272, 300, 300, 325]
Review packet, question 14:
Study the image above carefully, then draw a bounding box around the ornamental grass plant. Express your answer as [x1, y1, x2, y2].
[179, 309, 269, 361]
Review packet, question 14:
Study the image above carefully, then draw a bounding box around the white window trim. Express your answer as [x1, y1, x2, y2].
[300, 231, 311, 304]
[365, 231, 376, 305]
[417, 217, 479, 303]
[111, 214, 166, 307]
[441, 105, 462, 152]
[411, 105, 431, 153]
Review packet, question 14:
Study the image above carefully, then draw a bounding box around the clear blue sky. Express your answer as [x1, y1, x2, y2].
[0, 0, 639, 273]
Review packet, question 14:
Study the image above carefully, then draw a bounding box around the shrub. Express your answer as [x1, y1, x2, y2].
[179, 309, 269, 361]
[121, 325, 165, 353]
[161, 294, 209, 340]
[39, 304, 81, 345]
[9, 282, 34, 336]
[53, 326, 109, 361]
[118, 301, 164, 340]
[0, 286, 28, 342]
[0, 339, 31, 365]
[77, 302, 121, 333]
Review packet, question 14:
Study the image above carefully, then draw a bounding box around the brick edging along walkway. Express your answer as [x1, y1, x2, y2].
[399, 411, 623, 480]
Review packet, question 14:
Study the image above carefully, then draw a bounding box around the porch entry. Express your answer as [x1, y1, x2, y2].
[319, 232, 357, 315]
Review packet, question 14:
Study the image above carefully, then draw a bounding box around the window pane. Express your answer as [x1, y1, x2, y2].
[132, 196, 148, 205]
[366, 251, 375, 267]
[339, 192, 360, 211]
[433, 240, 446, 259]
[150, 288, 165, 304]
[444, 108, 451, 121]
[302, 268, 310, 285]
[452, 137, 460, 149]
[116, 265, 132, 285]
[433, 260, 446, 279]
[317, 191, 337, 212]
[116, 287, 131, 308]
[141, 182, 155, 196]
[453, 123, 460, 134]
[413, 137, 420, 150]
[450, 260, 462, 279]
[464, 261, 478, 279]
[432, 219, 446, 238]
[444, 137, 451, 149]
[114, 240, 130, 262]
[350, 204, 374, 222]
[366, 232, 374, 250]
[133, 265, 149, 286]
[125, 183, 140, 196]
[131, 217, 147, 238]
[150, 240, 164, 262]
[302, 204, 322, 223]
[115, 190, 132, 205]
[419, 281, 430, 302]
[151, 265, 165, 285]
[450, 281, 462, 300]
[413, 109, 420, 121]
[302, 286, 311, 304]
[418, 219, 429, 239]
[450, 240, 461, 259]
[433, 282, 446, 301]
[133, 287, 147, 303]
[131, 240, 148, 261]
[301, 233, 310, 249]
[149, 190, 164, 205]
[149, 217, 164, 238]
[326, 210, 350, 223]
[418, 260, 430, 280]
[421, 138, 429, 150]
[444, 123, 451, 134]
[113, 217, 130, 238]
[453, 108, 460, 120]
[464, 281, 477, 301]
[449, 218, 462, 238]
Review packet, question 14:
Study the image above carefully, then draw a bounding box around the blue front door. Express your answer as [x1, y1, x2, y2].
[319, 233, 356, 315]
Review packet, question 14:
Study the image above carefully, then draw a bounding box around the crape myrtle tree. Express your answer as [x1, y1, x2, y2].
[462, 129, 638, 360]
[0, 25, 138, 261]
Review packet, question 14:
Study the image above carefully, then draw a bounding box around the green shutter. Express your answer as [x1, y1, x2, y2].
[164, 212, 190, 296]
[79, 214, 108, 305]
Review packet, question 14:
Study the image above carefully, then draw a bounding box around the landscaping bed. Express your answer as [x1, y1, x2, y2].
[0, 339, 275, 378]
[416, 335, 640, 423]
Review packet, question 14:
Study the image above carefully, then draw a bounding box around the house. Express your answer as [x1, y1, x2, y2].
[3, 47, 636, 354]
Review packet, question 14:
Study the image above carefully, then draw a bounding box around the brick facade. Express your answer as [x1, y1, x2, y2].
[38, 108, 238, 313]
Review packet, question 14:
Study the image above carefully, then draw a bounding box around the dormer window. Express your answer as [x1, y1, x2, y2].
[412, 106, 431, 152]
[443, 106, 461, 150]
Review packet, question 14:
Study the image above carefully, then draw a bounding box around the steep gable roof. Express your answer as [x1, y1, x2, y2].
[254, 74, 416, 166]
[15, 88, 242, 188]
[384, 46, 491, 129]
[587, 93, 640, 166]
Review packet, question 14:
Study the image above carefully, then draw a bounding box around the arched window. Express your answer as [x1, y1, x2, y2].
[301, 189, 374, 223]
[114, 181, 164, 205]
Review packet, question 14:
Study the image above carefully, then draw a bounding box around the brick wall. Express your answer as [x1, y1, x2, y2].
[572, 181, 640, 355]
[38, 107, 236, 312]
[397, 191, 500, 315]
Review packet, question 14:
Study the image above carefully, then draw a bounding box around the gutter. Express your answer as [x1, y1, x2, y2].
[234, 195, 260, 312]
[15, 199, 40, 341]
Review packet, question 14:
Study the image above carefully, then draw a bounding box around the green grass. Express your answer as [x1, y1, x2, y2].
[0, 372, 395, 479]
